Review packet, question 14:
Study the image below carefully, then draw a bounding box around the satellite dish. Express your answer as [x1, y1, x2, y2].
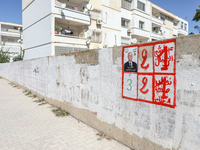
[132, 38, 137, 44]
[87, 30, 93, 37]
[86, 4, 94, 11]
[86, 39, 91, 45]
[61, 4, 66, 8]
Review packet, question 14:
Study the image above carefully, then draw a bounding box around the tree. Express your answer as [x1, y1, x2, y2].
[0, 43, 10, 63]
[194, 25, 200, 33]
[193, 5, 200, 22]
[192, 5, 200, 34]
[189, 32, 194, 35]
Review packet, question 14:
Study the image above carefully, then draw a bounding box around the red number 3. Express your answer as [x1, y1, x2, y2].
[140, 49, 149, 69]
[140, 77, 149, 94]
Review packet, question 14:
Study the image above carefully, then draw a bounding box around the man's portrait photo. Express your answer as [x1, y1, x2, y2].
[124, 51, 137, 72]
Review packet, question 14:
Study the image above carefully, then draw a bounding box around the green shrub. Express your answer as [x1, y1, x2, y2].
[0, 43, 10, 63]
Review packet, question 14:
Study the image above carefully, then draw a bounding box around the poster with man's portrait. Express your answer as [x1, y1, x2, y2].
[124, 47, 138, 72]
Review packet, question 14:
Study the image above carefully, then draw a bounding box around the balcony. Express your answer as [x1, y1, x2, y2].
[130, 27, 150, 43]
[177, 28, 188, 36]
[0, 43, 20, 53]
[151, 31, 164, 39]
[54, 34, 87, 46]
[54, 18, 88, 46]
[54, 0, 90, 26]
[131, 27, 150, 38]
[1, 28, 20, 37]
[152, 16, 164, 25]
[1, 41, 20, 46]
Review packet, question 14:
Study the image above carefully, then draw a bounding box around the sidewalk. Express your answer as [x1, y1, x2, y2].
[0, 78, 130, 150]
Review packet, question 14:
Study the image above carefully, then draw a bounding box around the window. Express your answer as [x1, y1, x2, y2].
[181, 22, 183, 29]
[139, 21, 144, 29]
[121, 0, 132, 10]
[121, 18, 130, 27]
[159, 13, 165, 21]
[91, 32, 102, 43]
[160, 16, 165, 21]
[184, 23, 187, 31]
[137, 1, 145, 11]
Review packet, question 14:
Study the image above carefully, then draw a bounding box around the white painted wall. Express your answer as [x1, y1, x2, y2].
[101, 6, 121, 31]
[132, 14, 151, 32]
[102, 28, 121, 46]
[23, 15, 52, 50]
[121, 28, 129, 38]
[1, 36, 200, 150]
[23, 0, 52, 29]
[23, 44, 52, 60]
[22, 0, 34, 10]
[22, 0, 53, 60]
[121, 8, 131, 20]
[102, 0, 109, 7]
[101, 5, 122, 47]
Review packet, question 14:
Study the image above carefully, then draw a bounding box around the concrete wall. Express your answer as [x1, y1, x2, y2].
[1, 34, 200, 150]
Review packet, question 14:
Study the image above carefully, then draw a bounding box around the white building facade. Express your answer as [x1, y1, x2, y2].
[22, 0, 188, 60]
[0, 21, 22, 61]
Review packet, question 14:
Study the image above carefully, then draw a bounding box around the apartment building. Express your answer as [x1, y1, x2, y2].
[0, 21, 23, 61]
[22, 0, 188, 60]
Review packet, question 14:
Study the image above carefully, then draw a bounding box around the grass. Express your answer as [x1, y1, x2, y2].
[33, 98, 45, 103]
[52, 108, 70, 117]
[96, 131, 111, 141]
[33, 98, 47, 106]
[23, 90, 27, 93]
[38, 102, 48, 106]
[25, 91, 31, 95]
[0, 77, 2, 79]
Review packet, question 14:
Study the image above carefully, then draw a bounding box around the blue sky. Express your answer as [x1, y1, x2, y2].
[0, 0, 22, 24]
[0, 0, 199, 34]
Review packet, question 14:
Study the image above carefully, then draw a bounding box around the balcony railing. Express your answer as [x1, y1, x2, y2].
[55, 0, 87, 14]
[131, 27, 150, 38]
[152, 30, 163, 36]
[55, 33, 86, 39]
[55, 28, 86, 38]
[1, 28, 20, 33]
[152, 16, 164, 24]
[54, 5, 90, 25]
[54, 34, 87, 46]
[1, 41, 20, 45]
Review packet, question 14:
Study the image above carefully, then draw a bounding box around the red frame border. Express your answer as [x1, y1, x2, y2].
[122, 39, 177, 109]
